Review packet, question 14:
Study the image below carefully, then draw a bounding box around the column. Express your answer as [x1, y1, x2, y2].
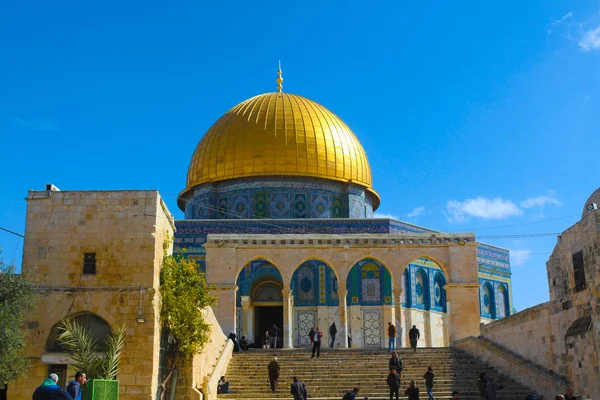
[282, 287, 294, 348]
[241, 296, 253, 344]
[445, 283, 481, 343]
[393, 288, 404, 348]
[338, 285, 349, 348]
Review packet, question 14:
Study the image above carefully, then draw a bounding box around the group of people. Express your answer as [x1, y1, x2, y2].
[32, 372, 87, 400]
[387, 351, 458, 400]
[388, 322, 421, 352]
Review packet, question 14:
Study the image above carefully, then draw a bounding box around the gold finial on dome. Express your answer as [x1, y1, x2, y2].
[276, 61, 283, 92]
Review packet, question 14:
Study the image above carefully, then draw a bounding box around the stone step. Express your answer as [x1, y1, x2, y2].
[217, 348, 536, 400]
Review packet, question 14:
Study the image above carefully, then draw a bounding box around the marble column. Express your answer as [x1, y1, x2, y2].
[338, 286, 349, 348]
[393, 288, 404, 348]
[282, 287, 294, 348]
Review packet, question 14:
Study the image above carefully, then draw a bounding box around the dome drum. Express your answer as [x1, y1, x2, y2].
[179, 177, 374, 220]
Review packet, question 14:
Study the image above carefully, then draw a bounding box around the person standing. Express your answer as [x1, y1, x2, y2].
[388, 322, 396, 352]
[389, 351, 403, 377]
[311, 327, 323, 358]
[476, 373, 487, 399]
[342, 388, 360, 400]
[290, 376, 308, 400]
[263, 329, 271, 349]
[423, 366, 435, 400]
[267, 357, 280, 393]
[32, 374, 73, 400]
[405, 380, 420, 400]
[270, 324, 279, 349]
[66, 371, 86, 400]
[409, 325, 420, 352]
[485, 377, 503, 400]
[387, 368, 401, 400]
[329, 322, 337, 348]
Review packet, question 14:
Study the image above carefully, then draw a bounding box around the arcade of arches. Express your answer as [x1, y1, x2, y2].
[205, 233, 483, 348]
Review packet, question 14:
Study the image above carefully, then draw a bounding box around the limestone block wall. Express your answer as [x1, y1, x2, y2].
[480, 211, 600, 399]
[9, 189, 175, 400]
[174, 307, 230, 400]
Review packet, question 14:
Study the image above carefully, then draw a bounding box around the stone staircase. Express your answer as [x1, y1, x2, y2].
[218, 348, 536, 400]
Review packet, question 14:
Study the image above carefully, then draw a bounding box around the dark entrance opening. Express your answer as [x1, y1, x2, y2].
[254, 306, 283, 347]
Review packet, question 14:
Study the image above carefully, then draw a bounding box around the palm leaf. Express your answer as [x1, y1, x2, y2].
[99, 325, 127, 380]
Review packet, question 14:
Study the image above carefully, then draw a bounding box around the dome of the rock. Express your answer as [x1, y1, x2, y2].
[178, 91, 380, 218]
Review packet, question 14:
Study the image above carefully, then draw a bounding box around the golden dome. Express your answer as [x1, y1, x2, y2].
[182, 92, 379, 209]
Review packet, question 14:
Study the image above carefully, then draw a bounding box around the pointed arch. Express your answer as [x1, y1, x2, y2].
[235, 255, 283, 281]
[236, 258, 283, 306]
[402, 254, 450, 282]
[346, 257, 393, 306]
[481, 281, 495, 318]
[496, 284, 509, 318]
[291, 258, 339, 306]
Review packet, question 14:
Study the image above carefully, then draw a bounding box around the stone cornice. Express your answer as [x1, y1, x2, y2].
[204, 233, 476, 248]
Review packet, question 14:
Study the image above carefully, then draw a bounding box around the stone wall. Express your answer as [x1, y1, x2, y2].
[174, 307, 231, 400]
[479, 210, 600, 399]
[8, 189, 175, 400]
[454, 336, 569, 400]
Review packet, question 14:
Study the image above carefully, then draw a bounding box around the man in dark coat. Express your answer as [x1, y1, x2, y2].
[270, 324, 279, 349]
[409, 325, 420, 351]
[405, 380, 420, 400]
[33, 374, 73, 400]
[290, 376, 308, 400]
[477, 373, 487, 399]
[387, 368, 401, 400]
[329, 322, 337, 348]
[267, 357, 281, 393]
[389, 351, 403, 377]
[342, 388, 359, 400]
[311, 327, 323, 358]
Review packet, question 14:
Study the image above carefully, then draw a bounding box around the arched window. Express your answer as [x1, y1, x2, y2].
[482, 282, 495, 318]
[46, 313, 111, 353]
[433, 272, 447, 312]
[236, 259, 282, 306]
[402, 269, 409, 307]
[291, 260, 338, 306]
[415, 269, 429, 309]
[497, 285, 508, 318]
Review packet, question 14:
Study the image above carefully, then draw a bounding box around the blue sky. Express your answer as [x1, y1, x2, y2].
[1, 1, 599, 311]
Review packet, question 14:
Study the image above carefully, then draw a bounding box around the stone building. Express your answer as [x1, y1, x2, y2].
[9, 190, 175, 400]
[174, 74, 513, 348]
[458, 188, 600, 399]
[9, 74, 520, 399]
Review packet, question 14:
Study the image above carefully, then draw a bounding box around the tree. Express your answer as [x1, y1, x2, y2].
[0, 251, 37, 386]
[159, 254, 216, 400]
[56, 318, 127, 380]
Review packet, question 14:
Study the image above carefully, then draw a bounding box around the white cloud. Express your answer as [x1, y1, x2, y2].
[520, 194, 561, 208]
[510, 249, 532, 267]
[552, 12, 572, 25]
[13, 117, 59, 131]
[579, 26, 600, 51]
[407, 206, 425, 218]
[373, 212, 399, 220]
[446, 197, 523, 223]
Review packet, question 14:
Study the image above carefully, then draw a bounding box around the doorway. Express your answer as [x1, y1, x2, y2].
[254, 306, 283, 347]
[48, 364, 68, 389]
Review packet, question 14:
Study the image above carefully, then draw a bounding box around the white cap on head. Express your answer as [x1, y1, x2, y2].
[49, 373, 59, 383]
[273, 357, 277, 361]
